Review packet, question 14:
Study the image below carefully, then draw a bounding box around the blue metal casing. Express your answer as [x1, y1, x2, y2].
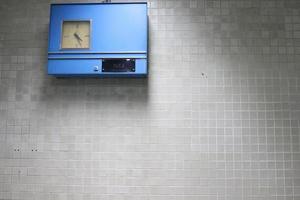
[48, 2, 148, 77]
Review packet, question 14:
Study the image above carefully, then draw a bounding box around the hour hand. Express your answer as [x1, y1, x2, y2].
[73, 33, 83, 41]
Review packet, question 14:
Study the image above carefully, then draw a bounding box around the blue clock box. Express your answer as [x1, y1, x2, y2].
[48, 2, 148, 77]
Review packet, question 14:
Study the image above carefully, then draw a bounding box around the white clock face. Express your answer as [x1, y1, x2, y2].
[61, 21, 90, 49]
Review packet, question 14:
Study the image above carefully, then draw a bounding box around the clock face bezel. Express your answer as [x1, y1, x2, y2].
[60, 19, 92, 50]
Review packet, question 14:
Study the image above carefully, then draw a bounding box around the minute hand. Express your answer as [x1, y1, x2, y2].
[74, 33, 83, 41]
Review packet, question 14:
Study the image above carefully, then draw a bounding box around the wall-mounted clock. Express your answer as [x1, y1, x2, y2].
[47, 2, 148, 77]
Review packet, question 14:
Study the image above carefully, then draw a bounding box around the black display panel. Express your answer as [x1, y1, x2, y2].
[102, 59, 135, 72]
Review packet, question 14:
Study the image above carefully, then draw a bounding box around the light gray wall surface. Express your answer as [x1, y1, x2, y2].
[0, 0, 300, 199]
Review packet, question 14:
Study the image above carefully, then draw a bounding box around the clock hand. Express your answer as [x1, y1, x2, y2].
[73, 33, 83, 41]
[76, 39, 82, 46]
[73, 34, 82, 46]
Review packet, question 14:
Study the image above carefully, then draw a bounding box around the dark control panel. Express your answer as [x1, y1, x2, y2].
[102, 59, 136, 72]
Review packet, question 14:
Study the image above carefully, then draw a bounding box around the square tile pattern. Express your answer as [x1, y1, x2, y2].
[0, 0, 299, 200]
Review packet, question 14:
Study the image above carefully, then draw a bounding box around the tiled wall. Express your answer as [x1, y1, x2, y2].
[0, 0, 299, 199]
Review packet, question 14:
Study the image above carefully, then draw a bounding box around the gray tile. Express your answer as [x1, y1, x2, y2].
[0, 0, 299, 199]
